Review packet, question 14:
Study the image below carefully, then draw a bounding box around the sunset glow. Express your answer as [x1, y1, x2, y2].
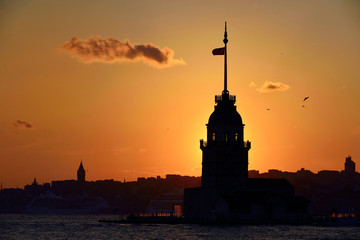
[1, 0, 359, 188]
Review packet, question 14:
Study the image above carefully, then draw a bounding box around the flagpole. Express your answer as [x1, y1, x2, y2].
[223, 21, 228, 94]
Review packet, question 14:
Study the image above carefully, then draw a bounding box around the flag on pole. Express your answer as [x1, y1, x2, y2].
[212, 47, 225, 55]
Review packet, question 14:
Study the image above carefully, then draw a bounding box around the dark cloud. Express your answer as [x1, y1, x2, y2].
[257, 81, 290, 93]
[13, 120, 34, 129]
[59, 36, 185, 68]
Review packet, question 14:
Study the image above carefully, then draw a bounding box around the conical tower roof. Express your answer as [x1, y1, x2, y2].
[77, 161, 85, 172]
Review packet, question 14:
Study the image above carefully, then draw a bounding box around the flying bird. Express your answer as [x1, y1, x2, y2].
[303, 96, 309, 101]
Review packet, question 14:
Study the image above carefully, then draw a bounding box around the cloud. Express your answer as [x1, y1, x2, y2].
[249, 81, 256, 87]
[13, 120, 35, 129]
[256, 81, 290, 93]
[59, 36, 185, 68]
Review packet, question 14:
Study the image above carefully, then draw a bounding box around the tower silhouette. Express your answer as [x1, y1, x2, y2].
[77, 161, 86, 182]
[200, 22, 250, 192]
[184, 23, 308, 223]
[344, 155, 355, 174]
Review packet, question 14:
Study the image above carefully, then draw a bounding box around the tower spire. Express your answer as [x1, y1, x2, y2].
[77, 160, 85, 182]
[212, 22, 230, 98]
[223, 21, 228, 94]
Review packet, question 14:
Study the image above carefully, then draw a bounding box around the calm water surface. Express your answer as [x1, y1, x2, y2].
[1, 214, 360, 240]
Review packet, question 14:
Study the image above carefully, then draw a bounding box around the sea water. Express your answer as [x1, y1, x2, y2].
[1, 214, 359, 240]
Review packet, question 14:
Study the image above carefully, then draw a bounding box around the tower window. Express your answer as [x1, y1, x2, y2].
[224, 132, 229, 142]
[235, 133, 238, 141]
[212, 132, 216, 141]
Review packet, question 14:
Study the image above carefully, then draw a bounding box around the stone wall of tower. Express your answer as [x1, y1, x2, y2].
[201, 142, 250, 192]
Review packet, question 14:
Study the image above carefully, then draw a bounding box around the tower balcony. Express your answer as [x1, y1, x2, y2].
[244, 140, 251, 149]
[200, 139, 207, 149]
[215, 94, 236, 103]
[200, 139, 251, 149]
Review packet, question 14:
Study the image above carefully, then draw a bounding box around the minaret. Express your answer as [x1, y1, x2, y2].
[200, 22, 251, 193]
[77, 161, 86, 182]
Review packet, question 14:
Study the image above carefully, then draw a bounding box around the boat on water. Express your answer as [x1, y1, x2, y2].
[313, 210, 360, 226]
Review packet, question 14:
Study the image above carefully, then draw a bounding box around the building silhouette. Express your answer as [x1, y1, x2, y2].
[77, 161, 86, 182]
[345, 155, 355, 174]
[184, 23, 308, 224]
[1, 158, 359, 215]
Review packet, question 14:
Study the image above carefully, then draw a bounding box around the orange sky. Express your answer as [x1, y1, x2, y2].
[1, 0, 360, 188]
